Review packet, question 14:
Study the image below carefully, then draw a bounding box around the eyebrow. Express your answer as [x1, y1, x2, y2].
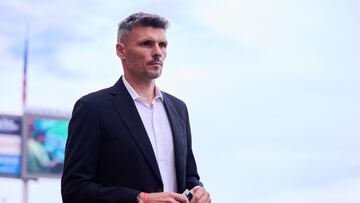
[138, 38, 168, 44]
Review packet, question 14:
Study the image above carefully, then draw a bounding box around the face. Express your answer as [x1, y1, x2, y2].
[36, 134, 46, 143]
[116, 26, 168, 82]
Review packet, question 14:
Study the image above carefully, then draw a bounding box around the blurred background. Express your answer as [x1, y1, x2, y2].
[1, 0, 360, 202]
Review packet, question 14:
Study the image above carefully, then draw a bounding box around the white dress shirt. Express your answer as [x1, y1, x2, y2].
[122, 76, 177, 192]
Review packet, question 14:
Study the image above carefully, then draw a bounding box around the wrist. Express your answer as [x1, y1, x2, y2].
[137, 192, 148, 203]
[136, 192, 142, 203]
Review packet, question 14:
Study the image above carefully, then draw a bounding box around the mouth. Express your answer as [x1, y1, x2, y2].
[147, 59, 163, 66]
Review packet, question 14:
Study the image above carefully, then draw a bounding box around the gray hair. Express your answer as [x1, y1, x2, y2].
[117, 12, 170, 43]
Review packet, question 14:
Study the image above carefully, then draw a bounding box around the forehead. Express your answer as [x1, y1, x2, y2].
[128, 26, 167, 42]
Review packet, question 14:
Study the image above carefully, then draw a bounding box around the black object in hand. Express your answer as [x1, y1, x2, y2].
[182, 189, 193, 201]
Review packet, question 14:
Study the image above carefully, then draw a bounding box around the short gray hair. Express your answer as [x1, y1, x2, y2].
[117, 12, 170, 43]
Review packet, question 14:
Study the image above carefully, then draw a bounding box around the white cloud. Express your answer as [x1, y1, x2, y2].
[197, 0, 289, 50]
[196, 0, 360, 76]
[1, 1, 360, 203]
[252, 177, 360, 203]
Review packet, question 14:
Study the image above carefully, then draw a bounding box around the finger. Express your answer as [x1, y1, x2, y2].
[190, 189, 204, 203]
[197, 191, 211, 203]
[172, 192, 189, 203]
[190, 186, 201, 194]
[191, 187, 210, 203]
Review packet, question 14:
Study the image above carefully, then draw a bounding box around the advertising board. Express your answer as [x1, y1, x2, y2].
[22, 114, 69, 178]
[0, 114, 22, 177]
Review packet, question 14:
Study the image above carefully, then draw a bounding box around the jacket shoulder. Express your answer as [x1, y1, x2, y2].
[80, 87, 112, 102]
[162, 91, 187, 108]
[72, 86, 114, 113]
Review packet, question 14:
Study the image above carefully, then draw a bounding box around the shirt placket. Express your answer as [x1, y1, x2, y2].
[152, 101, 161, 161]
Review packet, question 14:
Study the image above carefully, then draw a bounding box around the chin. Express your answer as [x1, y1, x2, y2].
[146, 71, 162, 79]
[150, 74, 161, 80]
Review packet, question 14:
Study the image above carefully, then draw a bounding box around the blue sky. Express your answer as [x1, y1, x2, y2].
[1, 0, 360, 202]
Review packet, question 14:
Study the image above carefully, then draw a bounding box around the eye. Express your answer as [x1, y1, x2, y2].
[140, 40, 152, 46]
[159, 42, 167, 48]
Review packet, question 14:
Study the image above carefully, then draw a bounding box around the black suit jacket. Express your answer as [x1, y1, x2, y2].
[61, 77, 203, 203]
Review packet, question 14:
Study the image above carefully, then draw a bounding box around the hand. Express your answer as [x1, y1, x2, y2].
[146, 192, 189, 203]
[189, 186, 211, 203]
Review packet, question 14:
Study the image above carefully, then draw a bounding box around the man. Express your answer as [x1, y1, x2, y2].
[27, 130, 50, 173]
[27, 129, 62, 173]
[61, 12, 211, 203]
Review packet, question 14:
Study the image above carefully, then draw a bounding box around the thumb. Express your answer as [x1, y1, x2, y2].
[173, 193, 189, 203]
[190, 186, 202, 193]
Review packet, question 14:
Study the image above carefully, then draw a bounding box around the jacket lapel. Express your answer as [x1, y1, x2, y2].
[163, 95, 187, 192]
[109, 78, 162, 183]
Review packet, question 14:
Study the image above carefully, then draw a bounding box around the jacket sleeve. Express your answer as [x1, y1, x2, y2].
[61, 98, 139, 203]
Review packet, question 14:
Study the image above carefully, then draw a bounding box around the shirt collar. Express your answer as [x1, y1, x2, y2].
[122, 76, 163, 102]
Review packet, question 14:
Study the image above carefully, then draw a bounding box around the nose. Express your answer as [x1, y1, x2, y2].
[152, 44, 162, 58]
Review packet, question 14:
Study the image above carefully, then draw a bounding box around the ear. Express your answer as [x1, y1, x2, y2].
[116, 43, 126, 59]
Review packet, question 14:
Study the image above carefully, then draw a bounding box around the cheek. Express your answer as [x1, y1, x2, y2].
[127, 51, 141, 63]
[129, 50, 148, 61]
[127, 52, 148, 68]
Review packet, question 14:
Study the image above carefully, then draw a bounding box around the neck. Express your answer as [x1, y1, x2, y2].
[124, 74, 156, 105]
